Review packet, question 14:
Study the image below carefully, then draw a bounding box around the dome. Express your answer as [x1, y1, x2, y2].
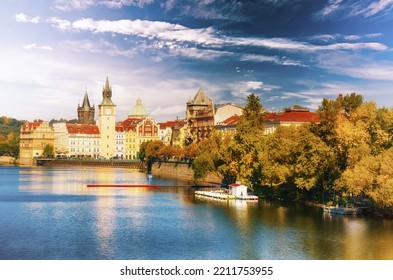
[129, 98, 148, 117]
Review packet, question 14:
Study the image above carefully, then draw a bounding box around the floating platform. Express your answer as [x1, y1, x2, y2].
[195, 190, 236, 200]
[87, 184, 160, 188]
[236, 195, 259, 201]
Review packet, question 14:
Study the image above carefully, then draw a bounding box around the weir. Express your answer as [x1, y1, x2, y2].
[35, 158, 147, 170]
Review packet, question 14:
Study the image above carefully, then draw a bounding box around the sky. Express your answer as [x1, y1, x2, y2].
[1, 0, 393, 122]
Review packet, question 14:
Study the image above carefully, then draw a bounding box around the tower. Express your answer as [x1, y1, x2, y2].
[97, 76, 116, 159]
[77, 90, 95, 124]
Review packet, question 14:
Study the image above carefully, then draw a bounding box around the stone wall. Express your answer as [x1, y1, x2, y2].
[151, 161, 222, 184]
[0, 156, 15, 165]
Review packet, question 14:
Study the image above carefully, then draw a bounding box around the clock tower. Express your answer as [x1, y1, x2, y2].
[97, 76, 116, 159]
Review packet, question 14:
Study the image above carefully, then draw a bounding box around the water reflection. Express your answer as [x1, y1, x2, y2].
[1, 166, 392, 260]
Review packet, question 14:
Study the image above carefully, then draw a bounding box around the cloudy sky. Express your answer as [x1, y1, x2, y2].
[1, 0, 393, 122]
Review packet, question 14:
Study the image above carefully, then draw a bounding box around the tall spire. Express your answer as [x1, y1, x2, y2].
[82, 90, 91, 109]
[100, 76, 114, 105]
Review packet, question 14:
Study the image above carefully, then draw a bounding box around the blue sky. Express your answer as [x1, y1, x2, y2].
[1, 0, 393, 122]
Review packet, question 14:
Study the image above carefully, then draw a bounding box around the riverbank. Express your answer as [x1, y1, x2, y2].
[0, 156, 15, 165]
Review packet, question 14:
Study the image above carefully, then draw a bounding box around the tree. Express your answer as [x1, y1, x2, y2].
[229, 93, 266, 188]
[261, 125, 334, 200]
[340, 147, 393, 212]
[139, 140, 165, 161]
[42, 144, 54, 158]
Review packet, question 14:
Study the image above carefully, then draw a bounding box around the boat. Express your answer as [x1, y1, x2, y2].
[323, 205, 363, 216]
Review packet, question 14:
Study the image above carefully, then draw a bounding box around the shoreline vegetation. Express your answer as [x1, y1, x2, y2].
[1, 93, 393, 218]
[139, 93, 393, 219]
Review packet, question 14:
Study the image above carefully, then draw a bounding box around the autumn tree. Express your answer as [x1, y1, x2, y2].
[261, 125, 335, 200]
[229, 93, 266, 188]
[340, 147, 393, 213]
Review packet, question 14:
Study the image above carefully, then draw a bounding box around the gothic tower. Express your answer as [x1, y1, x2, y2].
[97, 76, 117, 159]
[77, 90, 95, 124]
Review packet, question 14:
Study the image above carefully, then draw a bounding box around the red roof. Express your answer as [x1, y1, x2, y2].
[266, 111, 319, 123]
[115, 125, 124, 132]
[228, 183, 245, 187]
[222, 115, 241, 126]
[121, 118, 143, 132]
[21, 121, 42, 132]
[66, 124, 100, 134]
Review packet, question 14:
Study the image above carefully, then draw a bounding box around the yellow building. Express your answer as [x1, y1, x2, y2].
[97, 77, 117, 159]
[19, 121, 54, 165]
[121, 99, 160, 159]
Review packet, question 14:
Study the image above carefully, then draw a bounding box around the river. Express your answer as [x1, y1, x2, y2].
[0, 166, 392, 260]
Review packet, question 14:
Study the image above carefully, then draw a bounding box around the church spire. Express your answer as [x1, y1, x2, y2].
[82, 90, 91, 109]
[100, 76, 114, 106]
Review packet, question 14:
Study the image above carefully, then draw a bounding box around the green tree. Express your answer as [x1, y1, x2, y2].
[42, 144, 54, 157]
[229, 93, 266, 189]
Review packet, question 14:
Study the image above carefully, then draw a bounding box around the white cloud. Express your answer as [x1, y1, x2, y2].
[23, 43, 53, 51]
[361, 0, 393, 17]
[316, 0, 393, 19]
[53, 0, 153, 11]
[15, 13, 40, 24]
[47, 17, 388, 54]
[317, 53, 393, 81]
[230, 81, 264, 98]
[320, 0, 343, 16]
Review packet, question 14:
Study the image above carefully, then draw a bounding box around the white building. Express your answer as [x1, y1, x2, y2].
[228, 183, 249, 199]
[115, 125, 125, 159]
[53, 122, 100, 158]
[214, 103, 243, 125]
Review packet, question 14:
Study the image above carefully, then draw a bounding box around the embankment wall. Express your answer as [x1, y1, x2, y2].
[151, 161, 222, 184]
[0, 156, 15, 165]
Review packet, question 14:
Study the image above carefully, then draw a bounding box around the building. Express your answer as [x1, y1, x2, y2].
[115, 124, 125, 159]
[186, 88, 215, 143]
[214, 103, 243, 125]
[121, 99, 160, 159]
[66, 123, 100, 158]
[97, 77, 117, 159]
[170, 118, 186, 147]
[264, 103, 320, 135]
[53, 122, 100, 158]
[215, 114, 241, 136]
[19, 121, 54, 165]
[77, 90, 95, 124]
[159, 121, 174, 145]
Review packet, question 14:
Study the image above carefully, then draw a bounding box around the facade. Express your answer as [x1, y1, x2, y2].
[214, 115, 241, 136]
[228, 183, 248, 198]
[265, 104, 320, 135]
[77, 91, 95, 124]
[53, 122, 100, 158]
[115, 125, 125, 158]
[53, 122, 69, 156]
[121, 99, 160, 159]
[97, 77, 117, 159]
[67, 123, 100, 158]
[214, 103, 243, 125]
[19, 121, 54, 165]
[170, 119, 186, 147]
[186, 88, 215, 143]
[159, 121, 174, 145]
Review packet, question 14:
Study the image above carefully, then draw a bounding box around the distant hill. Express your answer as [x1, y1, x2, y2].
[0, 116, 24, 141]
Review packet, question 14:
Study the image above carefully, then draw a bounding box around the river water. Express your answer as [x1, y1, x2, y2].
[0, 166, 392, 260]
